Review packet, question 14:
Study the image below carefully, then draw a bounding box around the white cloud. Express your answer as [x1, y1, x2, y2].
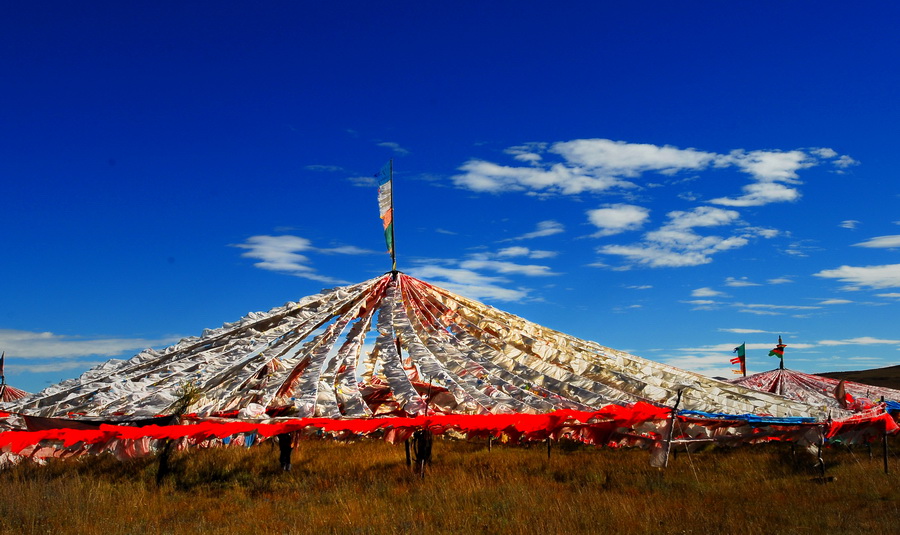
[8, 360, 106, 375]
[587, 204, 650, 237]
[405, 265, 527, 302]
[597, 207, 752, 268]
[459, 259, 559, 277]
[692, 287, 725, 297]
[305, 164, 344, 172]
[818, 337, 900, 346]
[840, 220, 860, 229]
[453, 160, 632, 195]
[550, 138, 716, 176]
[767, 277, 793, 285]
[818, 299, 853, 305]
[833, 155, 859, 168]
[628, 285, 653, 290]
[709, 181, 800, 207]
[853, 235, 900, 248]
[496, 246, 558, 259]
[722, 149, 813, 182]
[377, 141, 409, 155]
[718, 328, 772, 334]
[665, 206, 740, 229]
[232, 235, 372, 283]
[451, 139, 852, 212]
[877, 293, 900, 298]
[814, 264, 900, 290]
[0, 329, 181, 359]
[505, 220, 565, 240]
[725, 277, 760, 287]
[708, 149, 850, 207]
[811, 148, 837, 158]
[737, 303, 822, 310]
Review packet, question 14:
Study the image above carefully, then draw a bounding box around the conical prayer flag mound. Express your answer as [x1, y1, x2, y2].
[5, 273, 825, 420]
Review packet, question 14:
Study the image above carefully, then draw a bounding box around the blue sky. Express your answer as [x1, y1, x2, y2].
[3, 2, 900, 394]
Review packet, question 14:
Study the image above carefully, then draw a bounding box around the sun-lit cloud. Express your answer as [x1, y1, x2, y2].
[377, 141, 409, 155]
[767, 277, 793, 285]
[818, 299, 853, 305]
[818, 337, 900, 346]
[451, 139, 851, 204]
[597, 206, 753, 268]
[305, 164, 344, 172]
[8, 360, 107, 375]
[459, 259, 559, 277]
[725, 276, 760, 287]
[0, 329, 182, 359]
[232, 235, 374, 283]
[551, 138, 717, 176]
[840, 220, 860, 229]
[495, 246, 558, 259]
[692, 287, 725, 297]
[853, 235, 900, 248]
[405, 265, 527, 302]
[504, 220, 565, 241]
[814, 263, 900, 290]
[587, 204, 650, 237]
[718, 328, 775, 334]
[708, 148, 851, 207]
[736, 303, 822, 311]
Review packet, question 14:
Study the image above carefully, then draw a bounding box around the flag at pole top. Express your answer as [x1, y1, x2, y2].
[375, 160, 396, 270]
[730, 343, 746, 376]
[768, 335, 787, 369]
[768, 336, 786, 359]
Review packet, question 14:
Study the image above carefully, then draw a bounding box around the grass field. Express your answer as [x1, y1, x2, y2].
[1, 435, 898, 535]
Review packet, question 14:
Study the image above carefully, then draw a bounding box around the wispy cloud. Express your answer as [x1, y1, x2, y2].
[459, 259, 559, 277]
[818, 299, 853, 305]
[725, 276, 760, 287]
[853, 235, 900, 248]
[8, 360, 106, 375]
[405, 265, 527, 302]
[232, 235, 374, 283]
[305, 164, 344, 172]
[377, 141, 409, 155]
[495, 246, 558, 259]
[718, 328, 775, 334]
[818, 337, 900, 346]
[814, 263, 900, 290]
[840, 220, 860, 229]
[0, 329, 181, 359]
[504, 220, 565, 241]
[692, 287, 725, 297]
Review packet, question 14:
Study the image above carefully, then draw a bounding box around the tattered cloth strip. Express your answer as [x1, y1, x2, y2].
[825, 408, 899, 438]
[0, 403, 670, 456]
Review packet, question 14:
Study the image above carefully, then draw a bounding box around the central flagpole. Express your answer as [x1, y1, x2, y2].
[390, 159, 396, 272]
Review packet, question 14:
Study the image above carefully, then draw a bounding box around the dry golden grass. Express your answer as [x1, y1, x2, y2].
[1, 436, 898, 534]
